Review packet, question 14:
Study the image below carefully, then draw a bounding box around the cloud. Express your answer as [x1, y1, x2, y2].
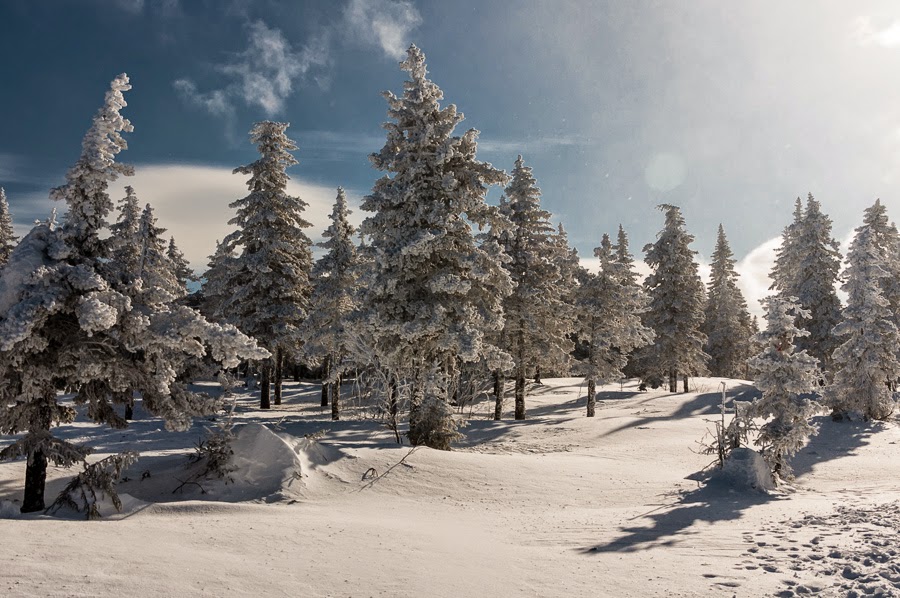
[175, 20, 330, 121]
[854, 16, 900, 48]
[343, 0, 422, 60]
[477, 135, 589, 156]
[107, 164, 362, 273]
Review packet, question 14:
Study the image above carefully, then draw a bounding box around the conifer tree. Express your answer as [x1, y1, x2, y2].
[854, 199, 900, 339]
[827, 203, 900, 421]
[303, 188, 360, 421]
[576, 232, 654, 416]
[748, 296, 820, 480]
[167, 237, 196, 290]
[217, 121, 314, 409]
[498, 155, 573, 419]
[136, 203, 185, 303]
[108, 186, 142, 285]
[770, 194, 842, 377]
[0, 74, 266, 513]
[641, 204, 708, 392]
[359, 45, 512, 442]
[0, 188, 18, 267]
[703, 225, 753, 378]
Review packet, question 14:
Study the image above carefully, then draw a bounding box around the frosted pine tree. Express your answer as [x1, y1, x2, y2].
[577, 232, 654, 416]
[0, 74, 267, 513]
[359, 45, 512, 443]
[771, 194, 842, 377]
[703, 225, 753, 378]
[641, 204, 708, 392]
[826, 205, 900, 421]
[0, 188, 18, 267]
[748, 296, 820, 480]
[201, 239, 237, 321]
[136, 203, 185, 302]
[303, 188, 360, 421]
[167, 237, 196, 290]
[498, 155, 573, 419]
[218, 121, 314, 409]
[769, 197, 804, 298]
[855, 199, 900, 344]
[108, 186, 142, 286]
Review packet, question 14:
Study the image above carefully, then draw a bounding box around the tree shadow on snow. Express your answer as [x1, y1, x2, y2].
[580, 481, 782, 554]
[790, 416, 886, 481]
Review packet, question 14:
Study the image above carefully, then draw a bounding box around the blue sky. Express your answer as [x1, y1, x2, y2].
[3, 0, 900, 313]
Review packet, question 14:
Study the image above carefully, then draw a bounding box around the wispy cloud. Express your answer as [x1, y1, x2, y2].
[478, 135, 590, 156]
[343, 0, 422, 60]
[854, 16, 900, 48]
[110, 0, 180, 17]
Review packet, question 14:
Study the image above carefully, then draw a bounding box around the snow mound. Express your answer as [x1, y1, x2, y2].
[711, 447, 775, 492]
[0, 500, 20, 519]
[226, 423, 304, 499]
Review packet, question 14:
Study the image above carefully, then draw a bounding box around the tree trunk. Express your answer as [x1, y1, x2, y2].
[293, 363, 301, 383]
[21, 403, 53, 513]
[493, 370, 503, 421]
[124, 396, 134, 421]
[682, 374, 689, 393]
[260, 364, 271, 409]
[331, 375, 341, 421]
[586, 377, 596, 417]
[388, 374, 400, 444]
[534, 366, 542, 385]
[273, 349, 283, 406]
[514, 366, 526, 420]
[320, 354, 330, 407]
[668, 369, 677, 393]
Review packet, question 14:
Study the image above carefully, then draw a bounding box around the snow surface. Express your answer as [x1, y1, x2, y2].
[2, 377, 900, 597]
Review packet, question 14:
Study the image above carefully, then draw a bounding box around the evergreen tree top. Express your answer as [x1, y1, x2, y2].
[0, 187, 18, 266]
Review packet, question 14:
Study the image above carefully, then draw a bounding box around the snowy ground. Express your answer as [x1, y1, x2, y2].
[2, 377, 900, 598]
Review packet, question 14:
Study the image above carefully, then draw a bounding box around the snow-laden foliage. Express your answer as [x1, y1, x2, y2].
[303, 187, 361, 420]
[748, 296, 820, 480]
[407, 395, 464, 451]
[200, 239, 238, 321]
[359, 44, 512, 410]
[855, 199, 900, 339]
[47, 451, 139, 519]
[215, 120, 314, 407]
[640, 204, 708, 391]
[576, 232, 654, 417]
[0, 74, 267, 513]
[167, 236, 196, 290]
[497, 155, 573, 419]
[703, 225, 753, 378]
[0, 188, 18, 267]
[136, 203, 186, 304]
[770, 194, 842, 376]
[108, 185, 142, 285]
[827, 204, 900, 421]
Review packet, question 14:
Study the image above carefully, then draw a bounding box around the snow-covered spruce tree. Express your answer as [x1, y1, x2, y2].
[576, 232, 654, 416]
[200, 239, 237, 322]
[108, 185, 142, 285]
[217, 121, 314, 409]
[641, 204, 708, 392]
[359, 45, 512, 445]
[853, 199, 900, 347]
[826, 206, 900, 421]
[0, 74, 267, 513]
[703, 225, 753, 379]
[497, 155, 574, 420]
[302, 187, 360, 421]
[0, 188, 19, 267]
[167, 236, 196, 291]
[771, 194, 842, 378]
[748, 296, 820, 480]
[136, 203, 185, 303]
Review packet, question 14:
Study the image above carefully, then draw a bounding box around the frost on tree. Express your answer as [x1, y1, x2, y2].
[770, 194, 842, 378]
[216, 121, 314, 409]
[167, 236, 196, 291]
[576, 231, 654, 417]
[640, 204, 708, 392]
[748, 296, 820, 480]
[0, 74, 267, 514]
[703, 225, 753, 379]
[0, 187, 18, 267]
[826, 202, 900, 421]
[359, 45, 512, 443]
[496, 155, 573, 420]
[303, 188, 360, 421]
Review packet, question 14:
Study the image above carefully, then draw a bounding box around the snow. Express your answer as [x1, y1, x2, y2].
[3, 377, 900, 597]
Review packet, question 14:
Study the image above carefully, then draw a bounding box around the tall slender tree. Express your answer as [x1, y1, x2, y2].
[217, 121, 314, 409]
[827, 203, 900, 421]
[641, 204, 708, 392]
[303, 188, 360, 421]
[0, 74, 266, 512]
[359, 45, 512, 442]
[703, 224, 753, 378]
[498, 155, 573, 419]
[167, 236, 196, 291]
[108, 186, 142, 286]
[0, 188, 19, 267]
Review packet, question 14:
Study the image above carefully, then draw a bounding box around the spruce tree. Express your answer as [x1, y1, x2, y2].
[136, 203, 185, 303]
[167, 236, 196, 291]
[303, 188, 360, 421]
[703, 225, 753, 379]
[0, 188, 18, 267]
[0, 74, 266, 513]
[641, 204, 708, 392]
[748, 296, 820, 480]
[498, 155, 573, 419]
[108, 186, 142, 286]
[827, 203, 900, 421]
[359, 45, 512, 442]
[217, 121, 314, 409]
[576, 232, 654, 416]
